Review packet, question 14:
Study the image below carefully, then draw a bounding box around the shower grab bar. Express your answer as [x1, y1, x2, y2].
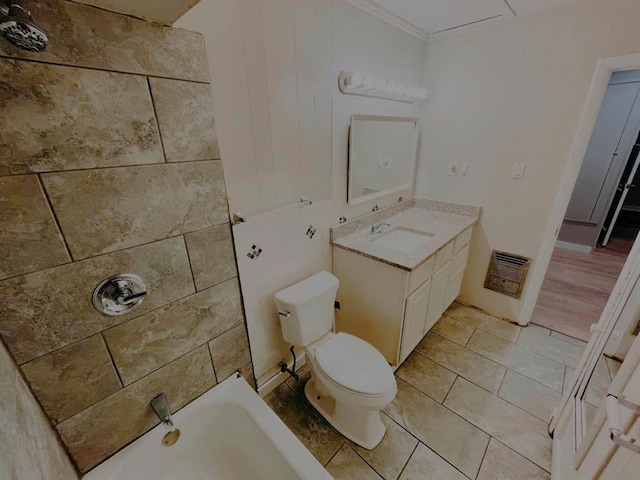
[231, 197, 312, 225]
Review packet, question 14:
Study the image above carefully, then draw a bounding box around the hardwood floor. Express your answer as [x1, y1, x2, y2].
[531, 237, 634, 342]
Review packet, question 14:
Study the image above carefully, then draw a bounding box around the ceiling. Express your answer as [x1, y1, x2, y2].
[369, 0, 577, 35]
[68, 0, 200, 25]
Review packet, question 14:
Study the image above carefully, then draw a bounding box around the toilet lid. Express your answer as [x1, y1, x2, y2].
[315, 333, 395, 395]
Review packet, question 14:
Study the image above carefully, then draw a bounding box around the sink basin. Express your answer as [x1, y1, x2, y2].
[373, 227, 433, 252]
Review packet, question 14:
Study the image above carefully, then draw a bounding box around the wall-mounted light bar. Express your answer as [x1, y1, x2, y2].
[338, 71, 427, 103]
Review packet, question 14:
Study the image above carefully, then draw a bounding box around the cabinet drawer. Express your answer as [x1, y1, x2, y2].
[450, 245, 470, 282]
[408, 256, 435, 294]
[446, 273, 463, 307]
[435, 241, 454, 270]
[454, 227, 473, 254]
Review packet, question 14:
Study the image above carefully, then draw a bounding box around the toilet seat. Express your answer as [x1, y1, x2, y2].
[314, 333, 395, 396]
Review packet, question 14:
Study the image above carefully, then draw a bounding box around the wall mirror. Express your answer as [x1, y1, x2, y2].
[348, 114, 419, 205]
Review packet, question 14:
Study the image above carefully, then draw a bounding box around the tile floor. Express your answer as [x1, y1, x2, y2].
[265, 302, 622, 480]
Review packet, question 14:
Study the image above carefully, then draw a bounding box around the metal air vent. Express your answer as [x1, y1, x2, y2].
[484, 250, 531, 298]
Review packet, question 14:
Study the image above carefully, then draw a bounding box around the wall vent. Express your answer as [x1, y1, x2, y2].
[484, 250, 531, 298]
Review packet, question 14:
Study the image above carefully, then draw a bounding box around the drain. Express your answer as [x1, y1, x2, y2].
[162, 429, 180, 447]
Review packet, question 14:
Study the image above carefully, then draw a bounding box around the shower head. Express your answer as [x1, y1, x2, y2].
[0, 0, 48, 52]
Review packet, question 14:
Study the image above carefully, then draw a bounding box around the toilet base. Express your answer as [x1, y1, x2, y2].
[304, 378, 386, 450]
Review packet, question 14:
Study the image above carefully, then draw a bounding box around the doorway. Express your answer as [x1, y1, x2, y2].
[531, 69, 640, 341]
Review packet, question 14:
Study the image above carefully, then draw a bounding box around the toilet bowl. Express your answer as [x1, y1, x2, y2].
[274, 272, 397, 450]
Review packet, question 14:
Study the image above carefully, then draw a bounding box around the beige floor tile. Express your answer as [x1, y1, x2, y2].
[350, 414, 418, 480]
[444, 377, 552, 472]
[399, 443, 468, 480]
[264, 383, 343, 465]
[396, 351, 457, 402]
[326, 444, 382, 480]
[550, 330, 586, 347]
[595, 355, 611, 380]
[416, 333, 506, 394]
[445, 303, 521, 343]
[606, 356, 622, 379]
[477, 439, 550, 480]
[528, 324, 551, 335]
[517, 329, 585, 369]
[563, 366, 576, 394]
[432, 316, 475, 346]
[467, 330, 565, 392]
[384, 378, 489, 479]
[498, 370, 562, 421]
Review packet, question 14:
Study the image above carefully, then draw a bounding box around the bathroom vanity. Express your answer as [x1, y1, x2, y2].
[331, 199, 479, 367]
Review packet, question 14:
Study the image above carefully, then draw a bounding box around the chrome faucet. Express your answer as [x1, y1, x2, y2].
[370, 222, 391, 234]
[150, 393, 174, 429]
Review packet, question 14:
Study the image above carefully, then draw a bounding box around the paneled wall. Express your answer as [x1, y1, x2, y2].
[0, 0, 253, 474]
[415, 0, 640, 323]
[176, 0, 427, 384]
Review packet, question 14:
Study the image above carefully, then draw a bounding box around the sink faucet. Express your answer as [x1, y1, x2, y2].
[370, 222, 391, 234]
[150, 393, 174, 430]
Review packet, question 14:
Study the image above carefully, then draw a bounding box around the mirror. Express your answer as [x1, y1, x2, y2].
[348, 115, 419, 205]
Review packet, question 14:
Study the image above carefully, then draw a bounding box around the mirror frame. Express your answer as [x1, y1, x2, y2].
[347, 114, 420, 206]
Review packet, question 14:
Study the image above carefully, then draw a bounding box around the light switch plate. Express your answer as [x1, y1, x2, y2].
[511, 162, 525, 179]
[448, 161, 459, 176]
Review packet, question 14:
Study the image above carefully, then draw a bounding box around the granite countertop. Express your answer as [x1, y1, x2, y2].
[331, 199, 480, 271]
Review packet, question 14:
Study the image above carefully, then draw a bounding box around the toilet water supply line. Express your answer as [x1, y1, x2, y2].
[280, 345, 299, 381]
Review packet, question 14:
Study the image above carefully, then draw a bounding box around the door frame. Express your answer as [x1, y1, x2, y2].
[520, 53, 640, 325]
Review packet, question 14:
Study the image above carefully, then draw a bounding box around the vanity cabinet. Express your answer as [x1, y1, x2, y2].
[333, 226, 473, 366]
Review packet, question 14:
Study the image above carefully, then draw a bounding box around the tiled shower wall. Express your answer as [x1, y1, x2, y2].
[0, 0, 253, 474]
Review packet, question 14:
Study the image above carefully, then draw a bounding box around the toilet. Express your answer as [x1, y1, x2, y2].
[274, 271, 397, 450]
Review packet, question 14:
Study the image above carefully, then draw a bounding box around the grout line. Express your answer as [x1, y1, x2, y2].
[441, 374, 459, 404]
[37, 174, 75, 261]
[502, 0, 517, 16]
[181, 234, 199, 291]
[0, 54, 211, 85]
[99, 332, 125, 388]
[476, 435, 492, 479]
[395, 442, 419, 479]
[146, 76, 169, 163]
[496, 367, 508, 394]
[323, 442, 345, 467]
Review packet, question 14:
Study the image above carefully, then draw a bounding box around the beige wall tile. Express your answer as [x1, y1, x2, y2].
[396, 352, 457, 402]
[445, 303, 521, 343]
[416, 333, 506, 394]
[149, 78, 220, 162]
[0, 0, 208, 82]
[264, 383, 343, 465]
[0, 237, 194, 364]
[477, 439, 550, 480]
[0, 175, 70, 280]
[432, 315, 475, 346]
[497, 370, 562, 422]
[0, 341, 18, 476]
[0, 60, 162, 175]
[350, 414, 418, 480]
[56, 345, 216, 472]
[384, 378, 489, 479]
[21, 335, 121, 425]
[42, 161, 228, 259]
[184, 224, 237, 291]
[444, 377, 552, 472]
[325, 444, 382, 480]
[208, 324, 251, 382]
[104, 278, 243, 385]
[467, 330, 565, 392]
[399, 443, 467, 480]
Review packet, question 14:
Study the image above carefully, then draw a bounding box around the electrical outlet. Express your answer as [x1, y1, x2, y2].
[448, 161, 459, 176]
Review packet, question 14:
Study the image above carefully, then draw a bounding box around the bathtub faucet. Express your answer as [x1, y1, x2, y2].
[150, 393, 174, 429]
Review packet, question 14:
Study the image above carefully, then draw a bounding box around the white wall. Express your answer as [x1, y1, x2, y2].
[415, 0, 640, 324]
[176, 0, 426, 384]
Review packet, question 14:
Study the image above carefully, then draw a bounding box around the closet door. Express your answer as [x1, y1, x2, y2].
[566, 82, 640, 223]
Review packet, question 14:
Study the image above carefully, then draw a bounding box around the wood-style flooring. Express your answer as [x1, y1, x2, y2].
[531, 237, 634, 342]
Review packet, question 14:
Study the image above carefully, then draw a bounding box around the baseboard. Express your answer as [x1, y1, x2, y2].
[556, 240, 593, 253]
[257, 352, 306, 398]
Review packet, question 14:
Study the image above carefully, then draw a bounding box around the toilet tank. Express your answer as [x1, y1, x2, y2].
[273, 272, 339, 346]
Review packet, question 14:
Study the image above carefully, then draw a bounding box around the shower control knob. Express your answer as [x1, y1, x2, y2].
[92, 274, 148, 316]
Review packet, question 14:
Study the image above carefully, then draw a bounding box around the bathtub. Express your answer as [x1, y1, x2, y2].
[83, 374, 333, 480]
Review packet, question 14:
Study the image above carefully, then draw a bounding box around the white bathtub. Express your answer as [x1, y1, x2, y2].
[83, 374, 333, 480]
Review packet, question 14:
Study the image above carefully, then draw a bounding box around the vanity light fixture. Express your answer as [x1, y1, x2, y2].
[338, 71, 427, 103]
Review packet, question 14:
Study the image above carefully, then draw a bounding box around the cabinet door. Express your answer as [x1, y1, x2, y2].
[425, 261, 451, 334]
[399, 279, 431, 363]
